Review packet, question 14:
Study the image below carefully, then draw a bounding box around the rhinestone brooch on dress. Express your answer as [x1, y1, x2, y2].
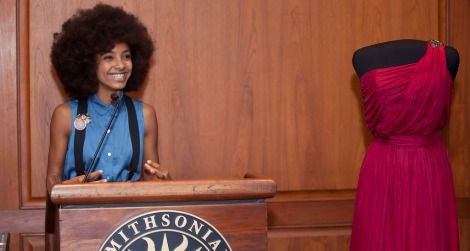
[430, 39, 442, 48]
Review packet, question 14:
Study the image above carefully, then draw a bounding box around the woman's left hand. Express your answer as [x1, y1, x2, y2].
[143, 160, 170, 181]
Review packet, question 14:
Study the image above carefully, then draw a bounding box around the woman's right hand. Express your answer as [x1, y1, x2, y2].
[61, 170, 108, 184]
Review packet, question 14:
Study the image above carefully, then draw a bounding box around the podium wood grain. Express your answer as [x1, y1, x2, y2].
[59, 203, 267, 250]
[51, 179, 275, 250]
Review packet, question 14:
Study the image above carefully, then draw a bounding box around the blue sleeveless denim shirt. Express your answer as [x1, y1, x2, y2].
[63, 95, 144, 181]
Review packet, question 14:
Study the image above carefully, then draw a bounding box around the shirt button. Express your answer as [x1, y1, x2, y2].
[107, 129, 111, 134]
[107, 152, 112, 156]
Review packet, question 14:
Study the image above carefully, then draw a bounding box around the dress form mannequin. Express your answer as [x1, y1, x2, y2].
[352, 39, 459, 79]
[349, 39, 461, 251]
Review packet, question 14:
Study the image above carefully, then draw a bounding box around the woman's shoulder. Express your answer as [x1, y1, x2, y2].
[139, 101, 157, 130]
[50, 102, 73, 134]
[125, 97, 156, 122]
[125, 96, 146, 113]
[141, 102, 156, 117]
[52, 102, 72, 117]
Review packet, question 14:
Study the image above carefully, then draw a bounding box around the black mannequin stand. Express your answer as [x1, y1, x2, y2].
[352, 39, 459, 79]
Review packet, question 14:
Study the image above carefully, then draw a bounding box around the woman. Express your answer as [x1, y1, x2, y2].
[47, 3, 168, 191]
[46, 5, 169, 249]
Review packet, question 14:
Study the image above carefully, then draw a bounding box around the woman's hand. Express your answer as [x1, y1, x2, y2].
[61, 170, 108, 184]
[143, 160, 170, 181]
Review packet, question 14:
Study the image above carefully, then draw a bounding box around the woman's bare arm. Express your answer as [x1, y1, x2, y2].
[141, 103, 169, 180]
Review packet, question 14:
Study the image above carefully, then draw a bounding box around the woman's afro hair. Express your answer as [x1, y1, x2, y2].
[51, 4, 154, 98]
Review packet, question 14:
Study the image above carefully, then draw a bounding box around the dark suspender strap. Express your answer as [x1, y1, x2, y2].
[73, 95, 140, 180]
[124, 95, 140, 180]
[74, 98, 87, 175]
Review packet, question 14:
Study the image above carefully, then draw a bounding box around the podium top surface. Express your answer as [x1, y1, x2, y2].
[50, 178, 276, 205]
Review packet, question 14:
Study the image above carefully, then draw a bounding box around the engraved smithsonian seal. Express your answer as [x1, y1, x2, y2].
[100, 210, 232, 251]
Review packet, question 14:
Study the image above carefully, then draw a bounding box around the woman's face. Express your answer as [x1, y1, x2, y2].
[96, 42, 133, 93]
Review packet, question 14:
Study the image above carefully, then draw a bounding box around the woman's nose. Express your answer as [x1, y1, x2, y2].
[114, 58, 125, 68]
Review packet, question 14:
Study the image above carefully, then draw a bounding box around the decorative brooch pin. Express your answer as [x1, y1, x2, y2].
[430, 39, 442, 48]
[74, 114, 91, 131]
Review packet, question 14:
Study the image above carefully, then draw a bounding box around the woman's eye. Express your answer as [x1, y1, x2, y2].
[124, 53, 132, 60]
[102, 54, 113, 60]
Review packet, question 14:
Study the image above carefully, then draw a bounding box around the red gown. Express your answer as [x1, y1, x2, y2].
[350, 41, 459, 251]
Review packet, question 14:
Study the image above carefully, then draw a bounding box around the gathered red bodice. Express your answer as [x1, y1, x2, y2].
[360, 42, 452, 141]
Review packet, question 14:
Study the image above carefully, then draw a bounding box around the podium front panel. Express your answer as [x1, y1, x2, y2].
[58, 200, 267, 250]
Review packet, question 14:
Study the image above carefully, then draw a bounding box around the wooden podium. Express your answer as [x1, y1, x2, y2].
[49, 179, 276, 250]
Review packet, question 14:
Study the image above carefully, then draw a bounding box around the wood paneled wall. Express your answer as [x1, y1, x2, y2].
[0, 0, 469, 250]
[0, 0, 19, 210]
[449, 0, 470, 246]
